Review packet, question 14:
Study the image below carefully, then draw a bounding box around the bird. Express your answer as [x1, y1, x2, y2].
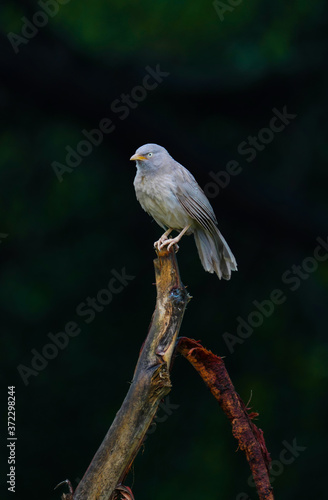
[130, 143, 237, 280]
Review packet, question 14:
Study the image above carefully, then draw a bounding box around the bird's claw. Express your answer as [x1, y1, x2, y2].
[154, 240, 162, 250]
[166, 239, 180, 252]
[154, 239, 166, 250]
[154, 231, 172, 250]
[154, 228, 184, 253]
[155, 238, 180, 253]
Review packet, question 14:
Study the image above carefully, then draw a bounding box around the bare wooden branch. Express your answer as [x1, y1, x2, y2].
[176, 337, 274, 500]
[58, 250, 273, 500]
[71, 249, 189, 500]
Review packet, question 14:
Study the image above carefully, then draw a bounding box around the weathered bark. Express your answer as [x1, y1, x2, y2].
[176, 337, 274, 500]
[59, 250, 273, 500]
[71, 249, 189, 500]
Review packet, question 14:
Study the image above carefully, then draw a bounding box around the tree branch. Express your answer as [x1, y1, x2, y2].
[176, 337, 273, 500]
[71, 249, 189, 500]
[59, 251, 273, 500]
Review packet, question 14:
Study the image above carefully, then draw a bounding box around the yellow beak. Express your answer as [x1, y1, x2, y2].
[130, 154, 147, 161]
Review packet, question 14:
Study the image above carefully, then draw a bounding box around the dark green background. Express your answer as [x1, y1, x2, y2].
[1, 1, 327, 498]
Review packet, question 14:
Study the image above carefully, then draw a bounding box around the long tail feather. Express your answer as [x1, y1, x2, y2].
[194, 227, 237, 280]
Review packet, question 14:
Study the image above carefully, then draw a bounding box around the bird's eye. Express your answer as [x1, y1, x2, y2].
[148, 153, 153, 157]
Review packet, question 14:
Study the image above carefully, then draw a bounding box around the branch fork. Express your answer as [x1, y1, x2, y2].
[60, 248, 273, 500]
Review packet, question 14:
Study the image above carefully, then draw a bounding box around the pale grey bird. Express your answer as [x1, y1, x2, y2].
[130, 143, 237, 279]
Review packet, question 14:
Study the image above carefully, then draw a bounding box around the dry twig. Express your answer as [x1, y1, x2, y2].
[176, 337, 273, 500]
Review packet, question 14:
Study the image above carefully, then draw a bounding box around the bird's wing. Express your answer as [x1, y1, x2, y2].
[173, 162, 218, 234]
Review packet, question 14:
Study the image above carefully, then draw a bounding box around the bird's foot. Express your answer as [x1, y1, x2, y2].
[159, 237, 180, 253]
[154, 229, 173, 250]
[154, 238, 179, 253]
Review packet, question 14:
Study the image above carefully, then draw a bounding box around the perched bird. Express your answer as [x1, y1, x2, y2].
[130, 144, 237, 280]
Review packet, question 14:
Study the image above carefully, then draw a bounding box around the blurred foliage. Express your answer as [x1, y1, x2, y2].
[0, 0, 327, 498]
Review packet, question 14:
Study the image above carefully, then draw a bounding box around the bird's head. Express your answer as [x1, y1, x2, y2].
[130, 143, 169, 170]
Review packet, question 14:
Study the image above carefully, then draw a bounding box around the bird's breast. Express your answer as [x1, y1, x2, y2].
[134, 172, 192, 230]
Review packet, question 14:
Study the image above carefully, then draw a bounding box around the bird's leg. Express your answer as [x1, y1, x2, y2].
[154, 228, 173, 250]
[161, 225, 191, 252]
